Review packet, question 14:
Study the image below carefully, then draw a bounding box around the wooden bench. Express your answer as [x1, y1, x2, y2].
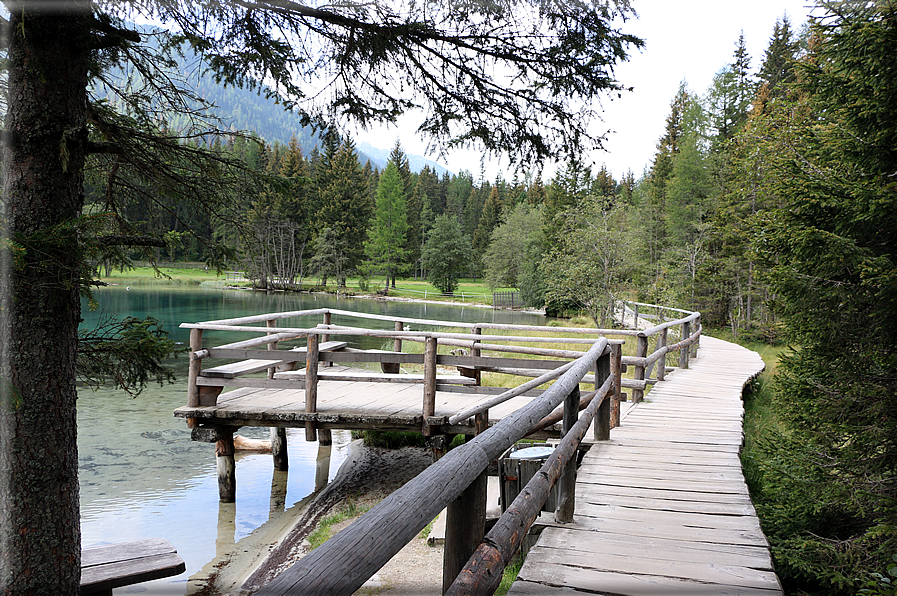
[80, 538, 185, 595]
[273, 367, 476, 385]
[200, 341, 348, 378]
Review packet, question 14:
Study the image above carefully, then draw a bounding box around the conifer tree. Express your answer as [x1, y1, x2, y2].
[315, 139, 371, 285]
[365, 161, 409, 289]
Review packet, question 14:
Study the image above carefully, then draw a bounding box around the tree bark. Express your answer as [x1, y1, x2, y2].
[1, 5, 92, 594]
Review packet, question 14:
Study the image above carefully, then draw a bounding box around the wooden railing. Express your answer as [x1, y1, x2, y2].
[179, 304, 701, 595]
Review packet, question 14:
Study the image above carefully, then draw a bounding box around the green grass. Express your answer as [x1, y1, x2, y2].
[99, 265, 227, 284]
[98, 266, 510, 304]
[307, 499, 369, 550]
[495, 556, 525, 596]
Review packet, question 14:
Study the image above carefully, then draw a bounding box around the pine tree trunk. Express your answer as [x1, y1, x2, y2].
[1, 6, 91, 594]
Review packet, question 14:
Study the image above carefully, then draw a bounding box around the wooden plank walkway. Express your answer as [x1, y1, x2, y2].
[509, 336, 783, 596]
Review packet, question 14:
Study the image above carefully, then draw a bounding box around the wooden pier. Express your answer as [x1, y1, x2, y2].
[508, 335, 781, 595]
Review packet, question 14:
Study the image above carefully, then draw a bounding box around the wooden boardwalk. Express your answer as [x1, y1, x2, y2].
[509, 336, 783, 596]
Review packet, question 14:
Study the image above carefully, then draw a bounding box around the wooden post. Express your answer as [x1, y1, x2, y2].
[322, 312, 331, 365]
[610, 343, 622, 428]
[679, 320, 691, 369]
[186, 328, 203, 429]
[216, 430, 236, 503]
[393, 320, 404, 353]
[555, 386, 580, 523]
[633, 304, 639, 329]
[593, 353, 611, 441]
[381, 321, 403, 374]
[470, 326, 482, 385]
[657, 327, 668, 381]
[422, 337, 437, 436]
[267, 319, 277, 380]
[305, 333, 319, 442]
[692, 315, 701, 357]
[318, 428, 332, 446]
[271, 427, 288, 471]
[632, 334, 649, 403]
[442, 411, 488, 594]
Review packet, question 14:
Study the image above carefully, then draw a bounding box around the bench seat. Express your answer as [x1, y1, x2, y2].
[200, 341, 348, 378]
[80, 537, 185, 595]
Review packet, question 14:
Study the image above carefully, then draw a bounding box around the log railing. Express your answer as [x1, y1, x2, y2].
[180, 303, 701, 594]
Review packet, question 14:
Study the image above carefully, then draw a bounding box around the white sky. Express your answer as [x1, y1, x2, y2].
[355, 0, 817, 181]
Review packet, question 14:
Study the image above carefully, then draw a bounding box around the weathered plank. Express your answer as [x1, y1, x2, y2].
[80, 538, 185, 595]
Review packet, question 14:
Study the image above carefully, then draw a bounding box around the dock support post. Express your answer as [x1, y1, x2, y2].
[422, 337, 437, 436]
[610, 343, 623, 428]
[556, 386, 580, 523]
[216, 430, 236, 503]
[632, 334, 649, 403]
[594, 353, 611, 441]
[443, 411, 488, 594]
[271, 427, 288, 471]
[305, 333, 319, 442]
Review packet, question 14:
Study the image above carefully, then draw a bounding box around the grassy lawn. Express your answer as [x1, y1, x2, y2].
[98, 266, 514, 305]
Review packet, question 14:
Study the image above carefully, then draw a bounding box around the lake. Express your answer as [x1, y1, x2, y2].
[78, 284, 548, 594]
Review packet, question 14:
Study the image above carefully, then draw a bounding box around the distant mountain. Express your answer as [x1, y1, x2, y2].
[94, 27, 452, 176]
[356, 142, 453, 177]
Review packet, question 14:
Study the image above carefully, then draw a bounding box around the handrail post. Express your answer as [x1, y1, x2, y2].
[393, 320, 403, 353]
[594, 351, 611, 441]
[610, 343, 622, 428]
[267, 319, 277, 380]
[679, 320, 691, 369]
[633, 304, 639, 329]
[305, 333, 319, 442]
[555, 386, 580, 523]
[187, 328, 203, 429]
[322, 311, 331, 345]
[422, 337, 438, 436]
[632, 334, 649, 403]
[692, 315, 701, 357]
[471, 326, 482, 385]
[442, 410, 488, 594]
[657, 327, 668, 381]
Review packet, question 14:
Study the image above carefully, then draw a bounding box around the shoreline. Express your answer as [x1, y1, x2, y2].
[203, 440, 439, 595]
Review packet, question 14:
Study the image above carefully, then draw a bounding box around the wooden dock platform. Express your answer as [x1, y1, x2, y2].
[174, 366, 551, 434]
[509, 336, 782, 596]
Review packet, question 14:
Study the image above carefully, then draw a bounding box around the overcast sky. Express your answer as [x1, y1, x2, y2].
[355, 0, 817, 182]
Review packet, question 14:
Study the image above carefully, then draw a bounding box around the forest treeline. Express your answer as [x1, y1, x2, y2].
[84, 5, 896, 594]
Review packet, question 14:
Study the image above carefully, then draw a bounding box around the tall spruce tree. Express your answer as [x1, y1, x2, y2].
[365, 161, 409, 289]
